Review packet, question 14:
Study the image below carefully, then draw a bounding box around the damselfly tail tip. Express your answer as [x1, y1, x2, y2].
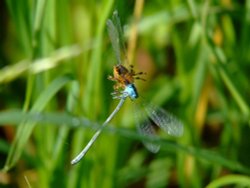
[70, 159, 77, 165]
[71, 155, 83, 165]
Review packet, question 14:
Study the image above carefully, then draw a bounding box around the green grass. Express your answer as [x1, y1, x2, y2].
[0, 0, 250, 187]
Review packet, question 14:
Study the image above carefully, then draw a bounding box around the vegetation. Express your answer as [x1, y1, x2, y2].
[0, 0, 250, 187]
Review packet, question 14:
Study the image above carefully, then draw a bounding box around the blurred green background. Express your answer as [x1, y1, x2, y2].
[0, 0, 250, 187]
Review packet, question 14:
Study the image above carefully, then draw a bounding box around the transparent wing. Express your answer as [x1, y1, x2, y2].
[134, 105, 160, 153]
[106, 19, 122, 65]
[112, 10, 128, 61]
[106, 10, 128, 65]
[144, 104, 184, 137]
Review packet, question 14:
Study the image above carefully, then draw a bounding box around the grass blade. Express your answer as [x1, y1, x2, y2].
[3, 74, 74, 171]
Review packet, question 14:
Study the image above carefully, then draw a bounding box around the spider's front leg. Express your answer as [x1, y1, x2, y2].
[108, 75, 117, 82]
[129, 65, 146, 81]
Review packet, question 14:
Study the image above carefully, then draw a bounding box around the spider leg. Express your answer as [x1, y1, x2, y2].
[134, 76, 146, 81]
[132, 70, 146, 81]
[108, 75, 116, 81]
[134, 71, 146, 76]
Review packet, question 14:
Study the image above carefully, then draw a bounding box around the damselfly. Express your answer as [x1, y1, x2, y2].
[106, 10, 183, 153]
[71, 11, 183, 165]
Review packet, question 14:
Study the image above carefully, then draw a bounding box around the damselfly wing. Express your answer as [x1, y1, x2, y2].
[106, 10, 128, 66]
[135, 103, 183, 153]
[107, 11, 184, 153]
[107, 11, 145, 94]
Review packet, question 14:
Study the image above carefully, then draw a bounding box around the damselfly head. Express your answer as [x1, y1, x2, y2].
[124, 84, 138, 99]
